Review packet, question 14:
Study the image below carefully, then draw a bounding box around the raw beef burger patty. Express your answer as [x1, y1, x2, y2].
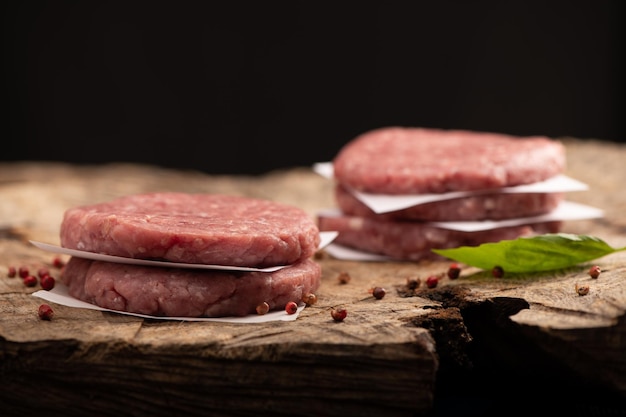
[332, 127, 565, 194]
[60, 193, 321, 268]
[61, 257, 321, 317]
[318, 212, 561, 262]
[335, 184, 564, 221]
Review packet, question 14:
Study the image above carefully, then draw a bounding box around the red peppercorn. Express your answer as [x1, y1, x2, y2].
[40, 274, 55, 291]
[301, 293, 318, 306]
[492, 266, 504, 278]
[372, 287, 386, 299]
[23, 275, 38, 287]
[330, 307, 347, 322]
[52, 256, 65, 269]
[38, 267, 50, 278]
[38, 304, 54, 320]
[7, 266, 17, 278]
[18, 266, 30, 278]
[425, 275, 439, 288]
[337, 271, 351, 284]
[285, 301, 298, 315]
[447, 263, 461, 280]
[588, 265, 601, 279]
[256, 302, 270, 315]
[406, 277, 421, 290]
[576, 283, 590, 296]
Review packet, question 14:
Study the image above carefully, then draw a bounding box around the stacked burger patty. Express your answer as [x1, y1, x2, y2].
[317, 127, 565, 261]
[59, 193, 322, 317]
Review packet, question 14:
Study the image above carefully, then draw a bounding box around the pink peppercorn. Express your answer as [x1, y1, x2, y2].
[40, 275, 55, 291]
[576, 284, 590, 296]
[38, 304, 54, 320]
[52, 256, 65, 269]
[447, 263, 461, 280]
[301, 293, 318, 306]
[7, 266, 17, 278]
[23, 275, 38, 287]
[425, 275, 439, 288]
[19, 266, 30, 278]
[285, 301, 298, 315]
[372, 287, 386, 299]
[256, 302, 270, 315]
[588, 265, 601, 279]
[492, 266, 504, 278]
[331, 308, 347, 322]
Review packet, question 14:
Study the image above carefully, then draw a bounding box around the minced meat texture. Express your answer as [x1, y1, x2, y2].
[332, 127, 565, 194]
[317, 212, 562, 262]
[335, 184, 564, 221]
[60, 193, 321, 268]
[61, 257, 321, 318]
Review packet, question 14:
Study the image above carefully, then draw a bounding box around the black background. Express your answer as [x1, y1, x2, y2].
[3, 1, 624, 175]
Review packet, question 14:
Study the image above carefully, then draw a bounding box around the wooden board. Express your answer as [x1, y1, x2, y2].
[1, 138, 625, 416]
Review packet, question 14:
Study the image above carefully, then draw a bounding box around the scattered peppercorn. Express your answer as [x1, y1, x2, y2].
[52, 256, 65, 269]
[301, 293, 318, 306]
[40, 274, 55, 291]
[23, 275, 38, 287]
[38, 304, 54, 320]
[372, 286, 386, 299]
[256, 301, 270, 315]
[492, 266, 504, 278]
[425, 275, 439, 289]
[18, 266, 30, 278]
[447, 263, 461, 280]
[285, 301, 298, 315]
[576, 283, 590, 296]
[330, 307, 347, 322]
[406, 277, 421, 290]
[588, 265, 601, 279]
[37, 267, 50, 278]
[7, 266, 17, 278]
[337, 271, 351, 284]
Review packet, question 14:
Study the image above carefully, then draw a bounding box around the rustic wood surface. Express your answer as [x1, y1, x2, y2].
[1, 138, 625, 416]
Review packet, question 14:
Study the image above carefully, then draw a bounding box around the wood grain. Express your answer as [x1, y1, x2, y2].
[1, 138, 625, 416]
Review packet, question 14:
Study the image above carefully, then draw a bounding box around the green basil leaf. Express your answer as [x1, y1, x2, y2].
[432, 233, 626, 273]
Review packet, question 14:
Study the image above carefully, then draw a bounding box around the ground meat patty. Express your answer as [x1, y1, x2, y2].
[332, 127, 566, 194]
[60, 193, 321, 268]
[61, 257, 321, 317]
[317, 213, 562, 262]
[335, 184, 564, 221]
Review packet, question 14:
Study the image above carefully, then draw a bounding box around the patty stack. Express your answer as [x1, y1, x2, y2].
[317, 126, 567, 261]
[58, 192, 322, 318]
